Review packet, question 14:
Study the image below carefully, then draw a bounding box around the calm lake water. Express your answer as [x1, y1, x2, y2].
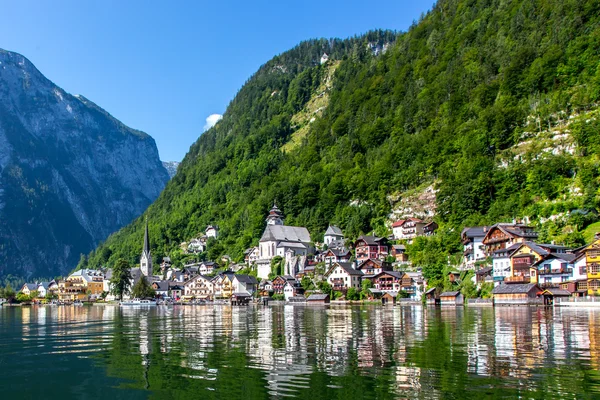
[1, 304, 600, 399]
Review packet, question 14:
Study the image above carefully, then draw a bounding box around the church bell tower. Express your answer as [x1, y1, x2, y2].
[140, 219, 152, 277]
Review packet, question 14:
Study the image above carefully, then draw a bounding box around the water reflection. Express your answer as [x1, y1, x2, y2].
[2, 305, 600, 399]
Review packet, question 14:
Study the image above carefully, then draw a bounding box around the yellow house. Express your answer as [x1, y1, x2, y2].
[222, 274, 234, 299]
[582, 237, 600, 294]
[506, 242, 548, 283]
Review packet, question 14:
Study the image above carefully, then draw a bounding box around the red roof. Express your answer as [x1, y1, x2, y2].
[392, 220, 406, 228]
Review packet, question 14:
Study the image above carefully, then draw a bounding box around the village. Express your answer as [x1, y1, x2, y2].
[6, 203, 600, 308]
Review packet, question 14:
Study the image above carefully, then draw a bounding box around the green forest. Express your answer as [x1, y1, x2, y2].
[86, 0, 600, 280]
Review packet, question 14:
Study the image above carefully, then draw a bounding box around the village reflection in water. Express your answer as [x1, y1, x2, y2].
[2, 305, 600, 399]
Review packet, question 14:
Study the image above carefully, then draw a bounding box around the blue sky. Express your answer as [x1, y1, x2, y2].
[1, 0, 433, 161]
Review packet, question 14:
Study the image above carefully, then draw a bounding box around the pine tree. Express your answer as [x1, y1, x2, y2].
[110, 259, 132, 301]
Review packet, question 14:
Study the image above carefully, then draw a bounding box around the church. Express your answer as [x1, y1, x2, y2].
[256, 203, 313, 279]
[140, 220, 152, 277]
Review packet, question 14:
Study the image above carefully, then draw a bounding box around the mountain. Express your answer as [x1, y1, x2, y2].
[162, 161, 180, 179]
[90, 0, 600, 271]
[0, 49, 170, 279]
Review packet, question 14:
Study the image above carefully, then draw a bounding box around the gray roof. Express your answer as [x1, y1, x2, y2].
[37, 282, 51, 290]
[461, 227, 487, 239]
[307, 293, 329, 301]
[372, 270, 404, 279]
[23, 283, 37, 291]
[440, 291, 460, 297]
[325, 225, 343, 236]
[235, 274, 258, 284]
[260, 225, 311, 243]
[542, 288, 571, 296]
[327, 262, 363, 276]
[425, 287, 436, 295]
[154, 281, 169, 291]
[356, 235, 385, 246]
[392, 244, 406, 251]
[492, 283, 539, 294]
[278, 241, 308, 249]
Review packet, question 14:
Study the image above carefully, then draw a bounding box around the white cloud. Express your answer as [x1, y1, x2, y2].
[203, 114, 222, 131]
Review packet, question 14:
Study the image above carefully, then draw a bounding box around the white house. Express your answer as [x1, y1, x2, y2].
[256, 204, 313, 279]
[320, 53, 329, 64]
[534, 253, 577, 286]
[206, 225, 218, 239]
[187, 238, 206, 254]
[244, 246, 260, 266]
[492, 244, 518, 284]
[325, 262, 363, 291]
[461, 226, 488, 269]
[232, 274, 258, 295]
[324, 225, 344, 246]
[184, 275, 215, 299]
[199, 261, 216, 276]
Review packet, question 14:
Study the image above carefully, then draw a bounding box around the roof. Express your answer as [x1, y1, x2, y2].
[440, 291, 460, 297]
[356, 235, 385, 245]
[278, 241, 308, 249]
[23, 283, 37, 291]
[372, 270, 404, 279]
[326, 262, 363, 276]
[357, 258, 385, 269]
[307, 294, 329, 301]
[461, 226, 487, 239]
[234, 274, 258, 284]
[492, 243, 521, 257]
[143, 219, 151, 256]
[325, 225, 343, 236]
[383, 291, 398, 298]
[260, 225, 311, 243]
[392, 220, 406, 228]
[153, 281, 169, 291]
[232, 292, 251, 298]
[541, 288, 571, 296]
[425, 287, 436, 295]
[492, 283, 539, 294]
[392, 244, 406, 251]
[476, 266, 493, 275]
[37, 282, 51, 290]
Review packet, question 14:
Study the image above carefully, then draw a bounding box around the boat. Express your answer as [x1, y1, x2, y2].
[73, 300, 84, 306]
[119, 298, 157, 306]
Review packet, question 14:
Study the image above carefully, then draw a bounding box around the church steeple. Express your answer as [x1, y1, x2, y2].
[140, 218, 152, 277]
[266, 202, 284, 226]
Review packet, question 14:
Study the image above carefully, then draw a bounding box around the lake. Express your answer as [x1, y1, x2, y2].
[1, 304, 600, 399]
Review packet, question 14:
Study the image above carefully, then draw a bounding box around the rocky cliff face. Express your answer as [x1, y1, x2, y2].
[0, 49, 169, 278]
[162, 161, 180, 179]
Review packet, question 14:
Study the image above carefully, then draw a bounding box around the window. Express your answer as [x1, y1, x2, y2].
[589, 250, 600, 258]
[590, 280, 600, 290]
[590, 264, 600, 274]
[580, 266, 587, 275]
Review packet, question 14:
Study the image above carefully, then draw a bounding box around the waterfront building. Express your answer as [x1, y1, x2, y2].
[184, 274, 215, 300]
[324, 262, 363, 291]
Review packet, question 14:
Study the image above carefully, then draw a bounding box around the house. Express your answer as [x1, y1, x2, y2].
[448, 271, 461, 283]
[475, 267, 493, 284]
[424, 287, 437, 304]
[152, 281, 170, 297]
[258, 279, 273, 297]
[357, 259, 392, 277]
[440, 291, 463, 305]
[160, 257, 172, 274]
[256, 203, 313, 279]
[184, 275, 215, 300]
[320, 53, 329, 64]
[354, 235, 390, 263]
[212, 271, 235, 298]
[233, 274, 258, 295]
[230, 292, 251, 305]
[482, 223, 538, 255]
[182, 265, 200, 280]
[492, 244, 519, 283]
[307, 293, 330, 304]
[423, 221, 438, 236]
[579, 235, 600, 295]
[325, 262, 363, 291]
[492, 283, 541, 305]
[370, 271, 405, 292]
[531, 253, 576, 287]
[321, 247, 352, 265]
[391, 220, 406, 241]
[205, 225, 218, 239]
[199, 261, 216, 276]
[244, 246, 260, 266]
[382, 291, 398, 305]
[404, 272, 426, 299]
[391, 245, 408, 262]
[20, 283, 37, 296]
[169, 282, 184, 299]
[324, 225, 344, 246]
[505, 242, 568, 284]
[272, 275, 296, 294]
[283, 280, 304, 301]
[540, 287, 571, 305]
[36, 282, 52, 298]
[399, 218, 427, 242]
[187, 238, 206, 254]
[461, 226, 488, 269]
[59, 269, 105, 301]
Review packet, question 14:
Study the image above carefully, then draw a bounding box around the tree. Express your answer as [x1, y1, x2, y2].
[131, 277, 156, 299]
[3, 284, 15, 301]
[346, 287, 359, 300]
[110, 259, 132, 301]
[16, 292, 31, 303]
[76, 253, 88, 270]
[360, 279, 373, 299]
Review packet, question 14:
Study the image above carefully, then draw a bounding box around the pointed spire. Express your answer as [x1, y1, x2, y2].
[143, 217, 150, 255]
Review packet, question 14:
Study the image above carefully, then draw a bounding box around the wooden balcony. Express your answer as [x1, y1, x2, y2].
[505, 276, 531, 283]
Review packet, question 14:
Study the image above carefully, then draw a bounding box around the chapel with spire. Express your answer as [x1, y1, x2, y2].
[140, 219, 152, 277]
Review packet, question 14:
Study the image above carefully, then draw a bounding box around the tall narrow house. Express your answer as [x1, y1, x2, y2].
[140, 220, 153, 277]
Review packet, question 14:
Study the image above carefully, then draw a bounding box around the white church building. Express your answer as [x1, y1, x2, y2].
[256, 204, 313, 279]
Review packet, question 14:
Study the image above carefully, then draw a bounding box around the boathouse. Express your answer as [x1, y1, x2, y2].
[307, 293, 330, 304]
[492, 283, 541, 305]
[440, 291, 464, 305]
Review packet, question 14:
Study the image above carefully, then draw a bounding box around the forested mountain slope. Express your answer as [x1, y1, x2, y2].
[0, 49, 169, 279]
[89, 0, 600, 269]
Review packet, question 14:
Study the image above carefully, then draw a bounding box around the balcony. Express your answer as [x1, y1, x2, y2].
[505, 276, 531, 283]
[539, 268, 572, 276]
